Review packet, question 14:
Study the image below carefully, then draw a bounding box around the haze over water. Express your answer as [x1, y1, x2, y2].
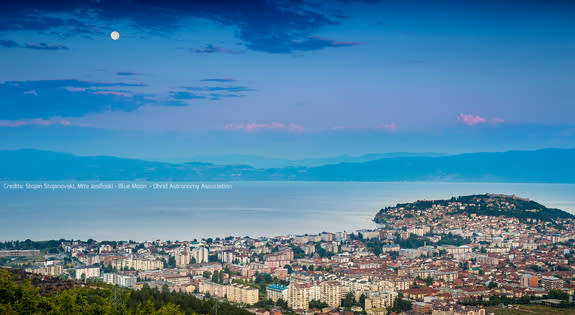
[2, 181, 574, 241]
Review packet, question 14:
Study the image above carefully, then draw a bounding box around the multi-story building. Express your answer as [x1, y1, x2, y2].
[520, 275, 538, 288]
[75, 266, 100, 280]
[25, 264, 63, 277]
[103, 273, 137, 288]
[358, 230, 380, 240]
[399, 249, 422, 259]
[175, 247, 190, 267]
[264, 249, 293, 268]
[267, 284, 288, 302]
[364, 291, 397, 310]
[541, 276, 563, 290]
[192, 247, 209, 264]
[227, 283, 259, 305]
[198, 280, 227, 298]
[302, 244, 316, 256]
[221, 250, 235, 264]
[274, 268, 288, 280]
[432, 305, 486, 315]
[288, 282, 313, 310]
[413, 302, 432, 314]
[320, 232, 333, 242]
[320, 281, 340, 308]
[0, 250, 40, 257]
[111, 257, 163, 271]
[437, 245, 472, 258]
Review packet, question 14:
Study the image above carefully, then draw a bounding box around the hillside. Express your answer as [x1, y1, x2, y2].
[374, 194, 575, 224]
[0, 267, 251, 315]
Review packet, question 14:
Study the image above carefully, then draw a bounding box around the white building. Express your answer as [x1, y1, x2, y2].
[175, 247, 191, 267]
[320, 281, 340, 308]
[103, 273, 137, 288]
[267, 284, 288, 302]
[192, 247, 209, 264]
[75, 266, 100, 280]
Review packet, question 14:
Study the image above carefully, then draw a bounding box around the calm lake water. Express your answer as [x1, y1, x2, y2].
[1, 181, 574, 241]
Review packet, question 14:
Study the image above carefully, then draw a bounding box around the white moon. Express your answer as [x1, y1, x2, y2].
[110, 31, 120, 40]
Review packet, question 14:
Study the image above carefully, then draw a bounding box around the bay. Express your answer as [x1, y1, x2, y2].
[1, 181, 574, 241]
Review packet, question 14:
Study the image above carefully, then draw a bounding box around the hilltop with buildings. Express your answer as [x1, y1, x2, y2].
[374, 194, 575, 225]
[1, 194, 574, 314]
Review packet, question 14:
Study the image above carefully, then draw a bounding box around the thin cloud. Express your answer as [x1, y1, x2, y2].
[0, 39, 18, 48]
[457, 113, 487, 126]
[225, 122, 304, 133]
[177, 85, 254, 100]
[289, 36, 362, 51]
[374, 122, 397, 131]
[64, 86, 132, 97]
[23, 90, 38, 96]
[24, 42, 70, 50]
[201, 78, 237, 83]
[204, 86, 253, 92]
[194, 44, 242, 55]
[169, 91, 206, 100]
[0, 118, 84, 127]
[91, 90, 131, 97]
[116, 71, 140, 76]
[0, 79, 149, 119]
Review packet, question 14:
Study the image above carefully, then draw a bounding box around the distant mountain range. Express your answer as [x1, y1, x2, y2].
[176, 152, 444, 168]
[0, 148, 574, 183]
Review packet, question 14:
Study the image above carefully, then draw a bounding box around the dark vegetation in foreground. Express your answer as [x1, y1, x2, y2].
[0, 268, 251, 315]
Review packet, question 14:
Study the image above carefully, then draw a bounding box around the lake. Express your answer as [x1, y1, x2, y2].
[1, 181, 574, 241]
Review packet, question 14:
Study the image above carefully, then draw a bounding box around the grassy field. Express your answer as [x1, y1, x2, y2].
[486, 304, 575, 315]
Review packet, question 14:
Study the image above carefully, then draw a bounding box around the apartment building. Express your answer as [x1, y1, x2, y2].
[175, 247, 190, 267]
[75, 265, 100, 279]
[227, 283, 259, 305]
[111, 257, 163, 271]
[267, 284, 288, 302]
[103, 272, 137, 288]
[320, 281, 340, 308]
[541, 276, 563, 290]
[288, 282, 313, 310]
[192, 247, 209, 264]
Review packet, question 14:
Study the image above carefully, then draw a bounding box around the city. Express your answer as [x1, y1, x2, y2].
[2, 194, 574, 314]
[2, 0, 575, 314]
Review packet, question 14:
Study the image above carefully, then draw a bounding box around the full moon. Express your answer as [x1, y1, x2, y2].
[110, 31, 120, 40]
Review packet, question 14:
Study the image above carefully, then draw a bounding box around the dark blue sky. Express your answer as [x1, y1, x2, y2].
[0, 0, 574, 161]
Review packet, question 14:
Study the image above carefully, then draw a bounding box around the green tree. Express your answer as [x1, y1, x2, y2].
[309, 300, 328, 309]
[358, 293, 366, 309]
[547, 289, 569, 300]
[276, 298, 290, 310]
[342, 292, 355, 308]
[157, 303, 185, 315]
[389, 296, 412, 313]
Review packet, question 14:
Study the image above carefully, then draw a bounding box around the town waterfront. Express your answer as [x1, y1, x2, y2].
[2, 181, 574, 241]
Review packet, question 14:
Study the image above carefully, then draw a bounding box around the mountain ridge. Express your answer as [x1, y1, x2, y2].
[0, 148, 574, 183]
